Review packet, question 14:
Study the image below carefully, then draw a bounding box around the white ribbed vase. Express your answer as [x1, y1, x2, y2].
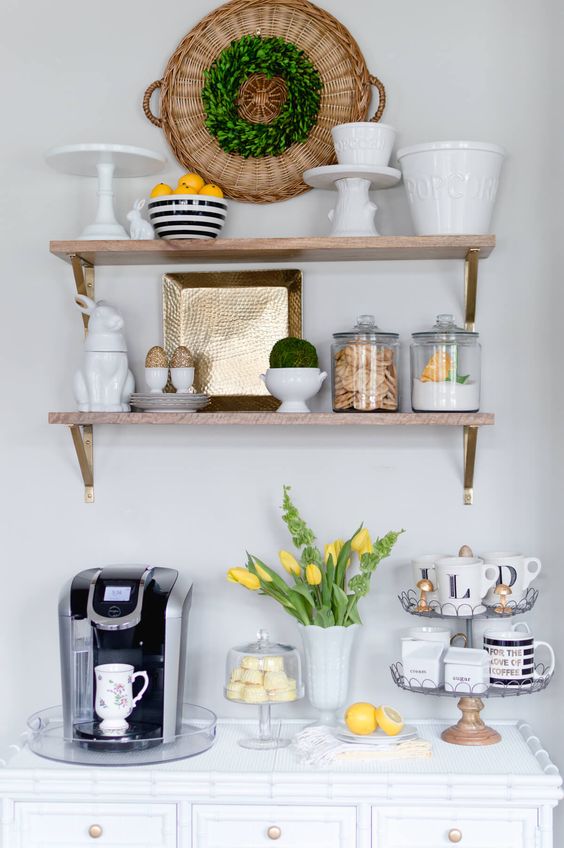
[298, 623, 361, 726]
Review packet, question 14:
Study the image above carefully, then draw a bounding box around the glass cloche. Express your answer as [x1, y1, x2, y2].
[224, 629, 304, 749]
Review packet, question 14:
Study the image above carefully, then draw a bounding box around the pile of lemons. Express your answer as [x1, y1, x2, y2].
[150, 172, 224, 199]
[345, 702, 404, 736]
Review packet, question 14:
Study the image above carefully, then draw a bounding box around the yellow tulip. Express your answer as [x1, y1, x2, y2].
[305, 564, 322, 585]
[325, 539, 345, 564]
[324, 542, 337, 564]
[279, 550, 301, 575]
[351, 528, 373, 558]
[226, 568, 260, 590]
[253, 561, 273, 582]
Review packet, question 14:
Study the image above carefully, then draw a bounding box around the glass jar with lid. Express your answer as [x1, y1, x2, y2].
[224, 629, 303, 749]
[410, 314, 481, 412]
[331, 315, 399, 412]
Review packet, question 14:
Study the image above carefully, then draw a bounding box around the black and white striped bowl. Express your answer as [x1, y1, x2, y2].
[147, 194, 228, 240]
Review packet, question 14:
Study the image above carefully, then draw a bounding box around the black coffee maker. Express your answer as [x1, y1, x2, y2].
[59, 566, 192, 750]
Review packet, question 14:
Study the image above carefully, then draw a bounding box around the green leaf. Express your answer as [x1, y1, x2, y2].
[331, 584, 349, 626]
[287, 589, 311, 625]
[321, 555, 333, 606]
[289, 582, 315, 608]
[312, 607, 335, 628]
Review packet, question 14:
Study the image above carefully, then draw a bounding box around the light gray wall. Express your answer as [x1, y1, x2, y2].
[1, 0, 561, 829]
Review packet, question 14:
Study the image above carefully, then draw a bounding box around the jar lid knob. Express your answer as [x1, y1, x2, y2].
[435, 313, 456, 329]
[257, 628, 270, 645]
[355, 314, 377, 329]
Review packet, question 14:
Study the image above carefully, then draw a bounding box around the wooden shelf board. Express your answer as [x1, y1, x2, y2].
[49, 412, 494, 426]
[50, 235, 495, 266]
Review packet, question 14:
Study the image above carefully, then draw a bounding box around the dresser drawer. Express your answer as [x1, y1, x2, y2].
[14, 802, 177, 847]
[193, 804, 356, 848]
[373, 806, 537, 848]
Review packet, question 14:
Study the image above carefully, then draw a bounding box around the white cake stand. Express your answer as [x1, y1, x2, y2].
[46, 143, 166, 240]
[304, 164, 401, 237]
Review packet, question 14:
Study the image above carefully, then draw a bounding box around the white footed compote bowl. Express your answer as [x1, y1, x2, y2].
[261, 368, 327, 413]
[303, 164, 401, 236]
[46, 143, 166, 240]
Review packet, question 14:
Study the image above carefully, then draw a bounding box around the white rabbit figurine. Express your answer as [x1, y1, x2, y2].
[126, 198, 155, 240]
[73, 295, 135, 412]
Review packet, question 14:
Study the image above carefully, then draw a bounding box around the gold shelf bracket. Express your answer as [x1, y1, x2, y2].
[464, 248, 480, 331]
[70, 255, 95, 334]
[69, 424, 94, 503]
[463, 425, 478, 505]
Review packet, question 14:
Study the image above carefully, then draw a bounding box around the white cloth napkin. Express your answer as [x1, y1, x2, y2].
[292, 725, 432, 767]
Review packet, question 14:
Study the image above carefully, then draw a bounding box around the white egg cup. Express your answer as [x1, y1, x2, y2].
[145, 367, 169, 394]
[260, 368, 327, 413]
[171, 367, 195, 394]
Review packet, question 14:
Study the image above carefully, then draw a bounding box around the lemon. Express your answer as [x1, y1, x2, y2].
[199, 183, 224, 198]
[420, 350, 452, 382]
[374, 705, 404, 736]
[344, 702, 378, 735]
[178, 173, 205, 193]
[150, 183, 172, 198]
[173, 185, 196, 194]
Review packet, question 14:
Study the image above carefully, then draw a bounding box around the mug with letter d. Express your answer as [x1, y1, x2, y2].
[481, 551, 542, 605]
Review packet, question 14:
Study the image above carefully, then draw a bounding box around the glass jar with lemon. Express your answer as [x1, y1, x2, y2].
[410, 314, 481, 412]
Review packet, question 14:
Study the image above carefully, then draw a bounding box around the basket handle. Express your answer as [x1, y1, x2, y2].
[368, 73, 386, 123]
[143, 80, 163, 128]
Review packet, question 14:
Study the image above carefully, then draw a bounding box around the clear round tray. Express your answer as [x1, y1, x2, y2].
[26, 703, 216, 766]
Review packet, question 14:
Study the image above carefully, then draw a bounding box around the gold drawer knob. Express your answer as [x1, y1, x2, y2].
[448, 829, 462, 843]
[88, 824, 103, 839]
[267, 825, 282, 840]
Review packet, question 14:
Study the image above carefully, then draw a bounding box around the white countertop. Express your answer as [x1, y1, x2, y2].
[1, 719, 561, 804]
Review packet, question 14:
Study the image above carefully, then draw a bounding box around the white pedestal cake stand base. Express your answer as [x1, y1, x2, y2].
[46, 143, 166, 240]
[304, 164, 401, 237]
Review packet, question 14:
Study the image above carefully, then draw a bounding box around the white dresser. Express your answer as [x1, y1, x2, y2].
[0, 719, 561, 847]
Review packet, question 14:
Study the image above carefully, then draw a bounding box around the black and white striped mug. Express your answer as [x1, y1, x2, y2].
[483, 629, 555, 687]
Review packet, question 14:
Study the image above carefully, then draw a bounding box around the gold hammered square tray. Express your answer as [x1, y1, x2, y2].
[162, 270, 302, 411]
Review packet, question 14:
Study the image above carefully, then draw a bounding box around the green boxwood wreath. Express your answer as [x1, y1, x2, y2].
[201, 34, 323, 159]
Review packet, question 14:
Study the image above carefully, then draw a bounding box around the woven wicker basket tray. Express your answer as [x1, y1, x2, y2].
[143, 0, 386, 203]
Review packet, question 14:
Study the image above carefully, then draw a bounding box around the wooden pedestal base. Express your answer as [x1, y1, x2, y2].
[441, 697, 501, 746]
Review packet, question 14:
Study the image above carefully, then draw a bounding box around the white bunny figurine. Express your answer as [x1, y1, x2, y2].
[126, 198, 155, 240]
[73, 295, 135, 412]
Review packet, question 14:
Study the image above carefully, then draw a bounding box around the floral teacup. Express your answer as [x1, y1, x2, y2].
[94, 663, 149, 735]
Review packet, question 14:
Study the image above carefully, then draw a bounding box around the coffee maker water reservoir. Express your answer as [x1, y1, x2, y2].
[59, 566, 192, 750]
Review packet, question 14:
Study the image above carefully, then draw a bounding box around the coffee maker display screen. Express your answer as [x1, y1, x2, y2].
[103, 586, 132, 602]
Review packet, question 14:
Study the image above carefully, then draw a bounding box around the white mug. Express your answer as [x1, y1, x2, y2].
[483, 630, 555, 687]
[95, 663, 149, 735]
[435, 556, 498, 614]
[404, 626, 467, 648]
[481, 551, 542, 605]
[411, 554, 448, 603]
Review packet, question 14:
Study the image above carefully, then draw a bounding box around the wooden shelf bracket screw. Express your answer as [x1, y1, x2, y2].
[69, 424, 94, 503]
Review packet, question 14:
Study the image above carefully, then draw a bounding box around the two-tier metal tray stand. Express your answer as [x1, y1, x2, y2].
[390, 586, 552, 745]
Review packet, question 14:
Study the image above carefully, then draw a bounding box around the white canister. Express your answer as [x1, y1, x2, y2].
[443, 647, 490, 694]
[401, 639, 444, 688]
[332, 122, 396, 167]
[396, 140, 506, 235]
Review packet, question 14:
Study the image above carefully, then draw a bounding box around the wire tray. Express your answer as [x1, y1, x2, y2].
[390, 661, 553, 699]
[397, 587, 539, 620]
